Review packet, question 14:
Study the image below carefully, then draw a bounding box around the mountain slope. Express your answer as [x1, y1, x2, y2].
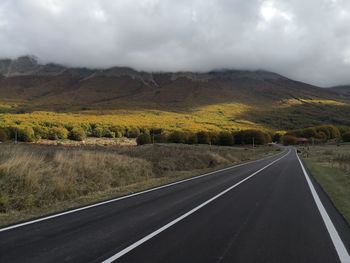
[0, 56, 349, 131]
[330, 85, 350, 97]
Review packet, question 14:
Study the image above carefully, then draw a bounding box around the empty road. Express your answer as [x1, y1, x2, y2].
[1, 148, 350, 263]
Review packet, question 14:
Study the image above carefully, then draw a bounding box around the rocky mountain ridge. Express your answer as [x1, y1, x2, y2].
[0, 56, 287, 85]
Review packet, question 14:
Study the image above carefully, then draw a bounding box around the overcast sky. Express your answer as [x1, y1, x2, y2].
[1, 0, 350, 87]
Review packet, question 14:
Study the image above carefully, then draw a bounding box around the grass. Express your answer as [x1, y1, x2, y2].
[36, 137, 137, 146]
[300, 144, 350, 224]
[0, 143, 278, 226]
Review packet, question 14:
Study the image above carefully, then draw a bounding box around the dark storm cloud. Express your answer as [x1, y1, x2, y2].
[0, 0, 350, 86]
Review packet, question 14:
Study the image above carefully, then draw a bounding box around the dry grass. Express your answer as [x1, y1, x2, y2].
[0, 143, 277, 226]
[300, 145, 350, 173]
[36, 137, 136, 146]
[0, 145, 152, 211]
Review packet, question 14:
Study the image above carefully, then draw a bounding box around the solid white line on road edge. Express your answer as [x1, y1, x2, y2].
[296, 150, 350, 263]
[0, 149, 287, 233]
[102, 149, 291, 263]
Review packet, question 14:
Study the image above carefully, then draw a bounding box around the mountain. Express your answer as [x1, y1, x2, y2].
[330, 85, 350, 97]
[0, 56, 349, 131]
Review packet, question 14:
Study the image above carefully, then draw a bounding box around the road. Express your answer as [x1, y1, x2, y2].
[1, 148, 350, 263]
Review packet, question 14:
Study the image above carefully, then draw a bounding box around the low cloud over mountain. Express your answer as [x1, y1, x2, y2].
[1, 0, 350, 87]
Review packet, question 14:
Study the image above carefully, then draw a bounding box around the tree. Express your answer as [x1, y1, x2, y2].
[217, 132, 234, 146]
[235, 130, 271, 145]
[281, 135, 297, 145]
[167, 131, 186, 143]
[136, 133, 151, 145]
[315, 131, 327, 141]
[12, 126, 35, 142]
[102, 128, 115, 138]
[272, 133, 282, 143]
[68, 127, 86, 141]
[48, 127, 68, 140]
[316, 125, 340, 139]
[342, 132, 350, 142]
[0, 128, 9, 142]
[196, 131, 210, 144]
[302, 128, 317, 138]
[33, 125, 49, 139]
[109, 126, 124, 138]
[92, 126, 104, 138]
[186, 133, 198, 144]
[127, 128, 140, 138]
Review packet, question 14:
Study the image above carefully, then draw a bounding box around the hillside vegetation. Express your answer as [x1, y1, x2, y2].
[0, 56, 350, 135]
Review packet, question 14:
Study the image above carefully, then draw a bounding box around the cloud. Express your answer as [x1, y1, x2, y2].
[0, 0, 350, 86]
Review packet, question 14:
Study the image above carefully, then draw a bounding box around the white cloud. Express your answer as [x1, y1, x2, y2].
[0, 0, 350, 86]
[260, 1, 292, 22]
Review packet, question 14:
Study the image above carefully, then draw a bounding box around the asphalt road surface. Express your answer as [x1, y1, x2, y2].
[1, 148, 350, 263]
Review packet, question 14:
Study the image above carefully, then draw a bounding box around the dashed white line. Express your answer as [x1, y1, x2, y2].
[0, 149, 286, 233]
[102, 149, 291, 263]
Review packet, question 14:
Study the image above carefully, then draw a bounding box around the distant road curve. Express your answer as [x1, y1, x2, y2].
[1, 148, 350, 263]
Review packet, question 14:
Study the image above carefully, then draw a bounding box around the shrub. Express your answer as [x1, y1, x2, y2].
[217, 132, 234, 146]
[0, 128, 9, 142]
[272, 133, 281, 143]
[150, 128, 163, 136]
[209, 132, 219, 145]
[48, 127, 68, 140]
[115, 131, 123, 138]
[64, 124, 74, 132]
[12, 126, 35, 142]
[234, 130, 271, 145]
[342, 132, 350, 142]
[263, 132, 272, 144]
[196, 131, 210, 144]
[33, 125, 49, 139]
[140, 128, 150, 135]
[302, 128, 317, 138]
[186, 133, 198, 144]
[136, 133, 152, 145]
[286, 125, 341, 141]
[92, 126, 104, 138]
[282, 135, 297, 145]
[338, 126, 350, 137]
[80, 123, 93, 136]
[286, 128, 315, 138]
[102, 128, 115, 138]
[68, 127, 86, 141]
[109, 126, 124, 138]
[316, 125, 340, 139]
[127, 128, 140, 138]
[315, 131, 327, 141]
[153, 133, 167, 143]
[167, 131, 186, 144]
[233, 131, 243, 144]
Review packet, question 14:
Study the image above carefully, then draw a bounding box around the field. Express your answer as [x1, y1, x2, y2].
[300, 144, 350, 224]
[0, 143, 278, 226]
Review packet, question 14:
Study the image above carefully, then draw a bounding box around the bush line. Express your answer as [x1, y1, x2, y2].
[0, 122, 349, 146]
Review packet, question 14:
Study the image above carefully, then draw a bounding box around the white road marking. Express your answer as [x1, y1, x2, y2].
[102, 149, 291, 263]
[0, 149, 286, 233]
[296, 150, 350, 263]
